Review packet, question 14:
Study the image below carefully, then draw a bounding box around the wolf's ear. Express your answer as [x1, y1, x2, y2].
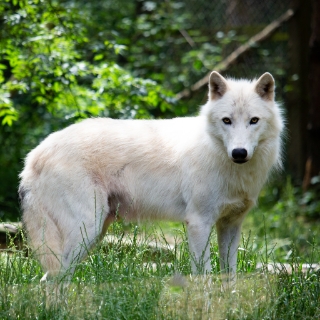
[255, 73, 275, 101]
[209, 71, 228, 100]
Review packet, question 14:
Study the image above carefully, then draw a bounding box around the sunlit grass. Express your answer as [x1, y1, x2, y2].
[1, 220, 319, 319]
[1, 181, 320, 319]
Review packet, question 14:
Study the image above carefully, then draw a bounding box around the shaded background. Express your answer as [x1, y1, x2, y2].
[0, 0, 319, 220]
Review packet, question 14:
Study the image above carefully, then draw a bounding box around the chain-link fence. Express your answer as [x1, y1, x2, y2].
[169, 0, 292, 103]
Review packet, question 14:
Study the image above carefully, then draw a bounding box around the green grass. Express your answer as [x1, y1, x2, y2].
[1, 182, 320, 319]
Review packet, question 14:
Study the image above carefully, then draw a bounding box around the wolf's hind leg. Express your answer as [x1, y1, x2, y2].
[59, 212, 115, 279]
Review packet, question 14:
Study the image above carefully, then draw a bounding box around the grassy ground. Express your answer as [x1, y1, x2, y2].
[1, 182, 320, 319]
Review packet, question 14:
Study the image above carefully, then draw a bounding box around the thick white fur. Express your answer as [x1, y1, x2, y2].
[19, 72, 284, 282]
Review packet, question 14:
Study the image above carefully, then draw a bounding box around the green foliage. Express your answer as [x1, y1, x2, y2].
[0, 0, 175, 123]
[298, 176, 320, 219]
[243, 177, 320, 262]
[0, 0, 179, 220]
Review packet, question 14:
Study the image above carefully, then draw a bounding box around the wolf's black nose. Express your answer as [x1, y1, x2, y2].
[232, 148, 248, 163]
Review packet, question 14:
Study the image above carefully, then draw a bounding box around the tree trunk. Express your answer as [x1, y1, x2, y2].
[303, 0, 320, 189]
[287, 0, 312, 183]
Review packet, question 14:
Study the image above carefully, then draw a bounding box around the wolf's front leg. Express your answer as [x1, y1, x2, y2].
[216, 215, 245, 286]
[186, 215, 213, 274]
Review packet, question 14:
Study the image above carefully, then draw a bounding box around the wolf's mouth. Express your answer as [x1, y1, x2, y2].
[233, 159, 248, 164]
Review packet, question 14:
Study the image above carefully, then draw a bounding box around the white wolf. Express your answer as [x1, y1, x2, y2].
[19, 71, 284, 283]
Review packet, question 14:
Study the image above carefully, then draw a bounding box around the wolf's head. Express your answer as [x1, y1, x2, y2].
[201, 71, 284, 166]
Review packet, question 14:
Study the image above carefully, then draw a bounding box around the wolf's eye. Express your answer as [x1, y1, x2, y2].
[250, 117, 259, 125]
[222, 118, 232, 125]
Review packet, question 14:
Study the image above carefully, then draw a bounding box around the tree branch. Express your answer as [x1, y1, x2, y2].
[176, 8, 294, 100]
